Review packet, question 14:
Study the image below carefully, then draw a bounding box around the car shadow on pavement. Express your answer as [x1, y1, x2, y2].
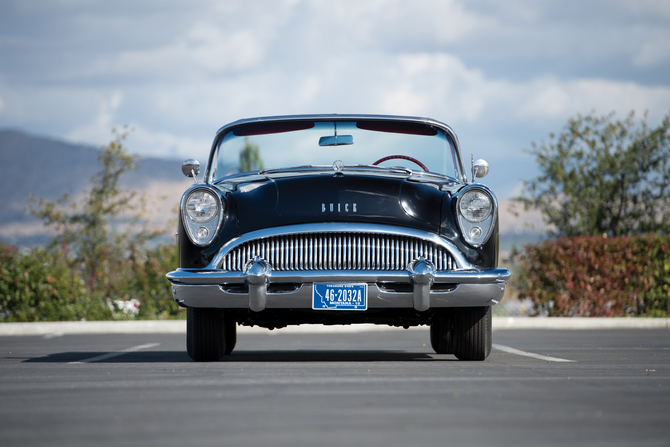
[22, 351, 192, 363]
[22, 350, 455, 363]
[224, 350, 455, 362]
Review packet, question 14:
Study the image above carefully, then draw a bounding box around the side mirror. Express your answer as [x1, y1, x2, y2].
[472, 158, 489, 180]
[182, 159, 201, 183]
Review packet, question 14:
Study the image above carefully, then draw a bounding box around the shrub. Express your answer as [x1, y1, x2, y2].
[511, 234, 670, 317]
[0, 242, 183, 322]
[0, 245, 111, 321]
[115, 244, 183, 319]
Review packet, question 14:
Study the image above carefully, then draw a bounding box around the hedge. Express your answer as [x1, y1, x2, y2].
[112, 244, 183, 319]
[0, 245, 110, 321]
[0, 243, 182, 322]
[511, 233, 670, 317]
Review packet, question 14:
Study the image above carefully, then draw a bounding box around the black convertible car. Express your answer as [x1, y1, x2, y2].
[166, 114, 510, 361]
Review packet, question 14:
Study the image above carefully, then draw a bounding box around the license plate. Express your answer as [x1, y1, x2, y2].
[312, 283, 367, 311]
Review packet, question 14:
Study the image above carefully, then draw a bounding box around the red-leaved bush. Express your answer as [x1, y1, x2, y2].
[512, 234, 670, 317]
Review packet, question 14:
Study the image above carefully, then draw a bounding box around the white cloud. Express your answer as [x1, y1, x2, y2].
[126, 126, 211, 162]
[85, 26, 266, 82]
[633, 33, 670, 67]
[59, 48, 670, 165]
[2, 0, 670, 198]
[67, 90, 124, 145]
[518, 77, 670, 120]
[319, 0, 490, 47]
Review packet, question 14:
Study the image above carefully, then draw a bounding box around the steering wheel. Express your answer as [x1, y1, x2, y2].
[372, 155, 428, 172]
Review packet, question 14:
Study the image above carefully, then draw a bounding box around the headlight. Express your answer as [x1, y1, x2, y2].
[456, 187, 496, 247]
[186, 190, 219, 222]
[182, 187, 224, 246]
[459, 190, 492, 222]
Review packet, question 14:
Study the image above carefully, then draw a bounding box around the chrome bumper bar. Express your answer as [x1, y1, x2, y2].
[166, 261, 510, 312]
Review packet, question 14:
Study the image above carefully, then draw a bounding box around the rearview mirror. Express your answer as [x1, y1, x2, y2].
[318, 135, 354, 147]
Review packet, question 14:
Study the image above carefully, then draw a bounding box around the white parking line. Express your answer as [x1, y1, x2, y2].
[42, 333, 64, 339]
[68, 343, 160, 364]
[492, 344, 576, 363]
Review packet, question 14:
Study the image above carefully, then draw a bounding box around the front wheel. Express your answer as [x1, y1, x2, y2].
[224, 314, 237, 355]
[452, 306, 492, 361]
[430, 310, 454, 354]
[187, 308, 226, 362]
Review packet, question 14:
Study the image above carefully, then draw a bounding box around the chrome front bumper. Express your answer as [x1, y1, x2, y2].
[166, 262, 511, 312]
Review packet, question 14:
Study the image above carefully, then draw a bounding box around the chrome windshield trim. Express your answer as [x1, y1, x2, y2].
[205, 114, 466, 184]
[214, 167, 460, 192]
[258, 164, 414, 176]
[206, 223, 474, 271]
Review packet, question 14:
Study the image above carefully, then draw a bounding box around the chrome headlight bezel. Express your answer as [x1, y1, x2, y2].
[186, 190, 219, 222]
[459, 190, 492, 222]
[456, 185, 497, 247]
[181, 186, 225, 246]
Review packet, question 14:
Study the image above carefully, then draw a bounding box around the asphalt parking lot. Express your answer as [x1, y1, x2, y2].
[1, 327, 668, 447]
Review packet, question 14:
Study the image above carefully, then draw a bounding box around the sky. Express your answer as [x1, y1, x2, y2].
[1, 0, 670, 201]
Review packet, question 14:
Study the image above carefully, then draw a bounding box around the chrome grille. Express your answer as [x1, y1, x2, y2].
[219, 233, 454, 272]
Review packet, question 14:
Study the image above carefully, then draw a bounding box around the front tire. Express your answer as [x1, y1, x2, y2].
[430, 310, 454, 354]
[224, 314, 237, 355]
[187, 308, 226, 362]
[453, 306, 492, 361]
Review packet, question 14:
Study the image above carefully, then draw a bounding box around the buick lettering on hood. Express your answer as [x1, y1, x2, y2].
[166, 115, 510, 361]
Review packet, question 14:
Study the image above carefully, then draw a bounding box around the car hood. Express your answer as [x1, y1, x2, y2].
[225, 173, 447, 235]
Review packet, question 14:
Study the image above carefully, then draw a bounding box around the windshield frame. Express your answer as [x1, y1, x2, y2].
[205, 114, 466, 184]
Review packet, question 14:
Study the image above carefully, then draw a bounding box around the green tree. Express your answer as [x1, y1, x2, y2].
[239, 137, 264, 172]
[30, 127, 159, 289]
[512, 110, 670, 237]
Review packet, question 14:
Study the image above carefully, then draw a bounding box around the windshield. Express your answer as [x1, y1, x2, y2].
[211, 120, 462, 181]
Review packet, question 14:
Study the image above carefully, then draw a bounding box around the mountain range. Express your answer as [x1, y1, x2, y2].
[0, 129, 192, 246]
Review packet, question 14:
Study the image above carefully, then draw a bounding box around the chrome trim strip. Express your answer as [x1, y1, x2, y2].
[206, 223, 473, 271]
[166, 267, 511, 286]
[171, 282, 506, 309]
